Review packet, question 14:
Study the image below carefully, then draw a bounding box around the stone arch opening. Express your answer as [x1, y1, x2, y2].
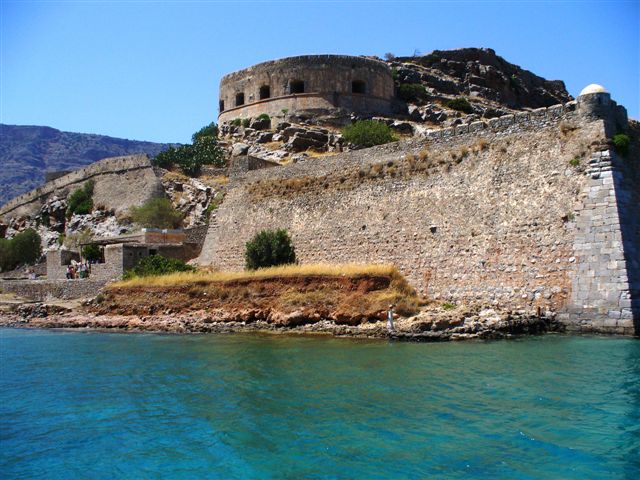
[352, 80, 366, 94]
[235, 93, 245, 107]
[289, 80, 305, 94]
[259, 85, 271, 100]
[219, 100, 225, 112]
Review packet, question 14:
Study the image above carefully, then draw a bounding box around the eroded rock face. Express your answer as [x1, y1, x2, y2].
[161, 173, 224, 228]
[391, 48, 572, 111]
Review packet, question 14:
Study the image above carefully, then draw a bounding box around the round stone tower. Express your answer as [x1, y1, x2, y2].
[217, 55, 395, 125]
[577, 83, 628, 130]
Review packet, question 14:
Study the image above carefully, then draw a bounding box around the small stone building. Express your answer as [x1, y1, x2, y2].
[47, 228, 204, 282]
[218, 55, 395, 124]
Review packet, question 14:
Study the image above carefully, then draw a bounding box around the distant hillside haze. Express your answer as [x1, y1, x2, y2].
[0, 124, 176, 206]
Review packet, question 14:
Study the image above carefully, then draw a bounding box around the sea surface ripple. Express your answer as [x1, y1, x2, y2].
[1, 329, 639, 479]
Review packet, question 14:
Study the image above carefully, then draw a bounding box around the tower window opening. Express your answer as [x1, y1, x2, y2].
[352, 80, 366, 94]
[259, 85, 271, 100]
[235, 93, 245, 106]
[290, 80, 305, 94]
[219, 100, 225, 112]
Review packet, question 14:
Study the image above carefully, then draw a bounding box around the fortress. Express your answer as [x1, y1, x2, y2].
[203, 82, 639, 335]
[1, 54, 638, 336]
[218, 55, 395, 124]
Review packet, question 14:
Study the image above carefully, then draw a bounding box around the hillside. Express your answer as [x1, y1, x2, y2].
[0, 124, 176, 205]
[387, 47, 572, 122]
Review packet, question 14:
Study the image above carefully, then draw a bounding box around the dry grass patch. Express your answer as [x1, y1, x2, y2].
[100, 263, 422, 321]
[304, 150, 338, 159]
[162, 171, 190, 183]
[110, 263, 403, 289]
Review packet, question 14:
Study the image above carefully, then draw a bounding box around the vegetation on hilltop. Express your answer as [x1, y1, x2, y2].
[154, 122, 225, 176]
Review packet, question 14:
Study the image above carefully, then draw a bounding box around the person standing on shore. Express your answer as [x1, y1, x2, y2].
[387, 304, 395, 332]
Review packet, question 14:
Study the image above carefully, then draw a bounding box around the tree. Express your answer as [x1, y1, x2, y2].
[82, 244, 102, 262]
[245, 229, 296, 270]
[153, 123, 225, 176]
[130, 198, 184, 229]
[0, 228, 42, 271]
[192, 122, 218, 143]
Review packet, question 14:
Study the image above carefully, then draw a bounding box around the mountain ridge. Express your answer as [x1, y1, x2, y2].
[0, 124, 176, 206]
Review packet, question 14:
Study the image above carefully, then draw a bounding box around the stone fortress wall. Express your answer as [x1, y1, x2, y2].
[0, 154, 164, 220]
[200, 88, 638, 334]
[218, 55, 395, 124]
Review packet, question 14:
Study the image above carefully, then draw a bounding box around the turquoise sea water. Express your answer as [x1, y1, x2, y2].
[1, 329, 639, 479]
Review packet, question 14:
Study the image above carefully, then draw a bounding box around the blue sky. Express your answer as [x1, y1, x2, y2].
[1, 0, 638, 143]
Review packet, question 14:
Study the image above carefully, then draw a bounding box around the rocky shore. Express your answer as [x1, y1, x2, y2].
[0, 302, 561, 341]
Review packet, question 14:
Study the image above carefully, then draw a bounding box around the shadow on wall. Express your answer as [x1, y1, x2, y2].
[613, 140, 640, 335]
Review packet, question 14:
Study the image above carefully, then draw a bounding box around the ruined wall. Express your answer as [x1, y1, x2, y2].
[199, 99, 638, 334]
[0, 154, 164, 220]
[218, 55, 394, 123]
[0, 279, 108, 301]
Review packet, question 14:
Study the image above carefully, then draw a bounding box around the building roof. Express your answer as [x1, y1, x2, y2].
[579, 84, 608, 96]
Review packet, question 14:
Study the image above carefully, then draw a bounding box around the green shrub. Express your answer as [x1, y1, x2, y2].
[447, 97, 473, 114]
[612, 134, 630, 156]
[82, 244, 102, 262]
[242, 118, 251, 128]
[397, 83, 428, 103]
[232, 118, 242, 127]
[66, 180, 94, 219]
[0, 228, 42, 271]
[341, 120, 396, 148]
[245, 229, 296, 270]
[569, 156, 581, 167]
[130, 198, 184, 229]
[442, 302, 456, 311]
[123, 255, 195, 279]
[257, 113, 270, 121]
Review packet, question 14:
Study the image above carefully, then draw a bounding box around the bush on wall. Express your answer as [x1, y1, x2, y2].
[66, 180, 95, 219]
[245, 229, 296, 270]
